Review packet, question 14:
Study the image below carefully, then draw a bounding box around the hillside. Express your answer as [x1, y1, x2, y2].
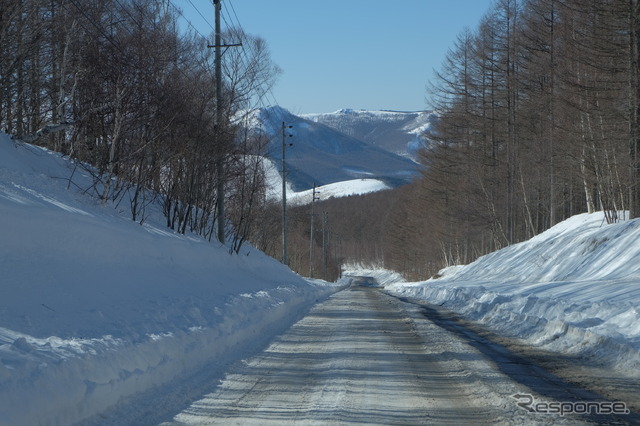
[262, 155, 391, 204]
[0, 133, 342, 425]
[243, 107, 420, 191]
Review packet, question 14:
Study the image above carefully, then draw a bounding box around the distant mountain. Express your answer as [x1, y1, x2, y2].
[242, 107, 421, 192]
[301, 109, 437, 161]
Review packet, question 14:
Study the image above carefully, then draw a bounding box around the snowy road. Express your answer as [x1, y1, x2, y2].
[161, 277, 638, 425]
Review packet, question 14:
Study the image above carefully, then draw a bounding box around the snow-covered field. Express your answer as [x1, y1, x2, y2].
[0, 134, 343, 426]
[350, 212, 640, 380]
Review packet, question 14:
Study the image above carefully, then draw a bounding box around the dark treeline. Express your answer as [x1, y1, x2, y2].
[0, 0, 279, 252]
[250, 189, 402, 282]
[257, 186, 440, 282]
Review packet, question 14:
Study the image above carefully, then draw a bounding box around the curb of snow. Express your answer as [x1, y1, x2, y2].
[0, 282, 339, 426]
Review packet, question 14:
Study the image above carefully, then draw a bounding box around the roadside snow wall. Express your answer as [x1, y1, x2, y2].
[0, 284, 336, 426]
[385, 212, 640, 377]
[0, 134, 342, 425]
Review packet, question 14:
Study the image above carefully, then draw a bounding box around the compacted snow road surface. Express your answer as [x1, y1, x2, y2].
[161, 277, 637, 425]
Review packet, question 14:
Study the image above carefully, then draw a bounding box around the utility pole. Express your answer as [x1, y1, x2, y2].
[209, 0, 241, 244]
[282, 122, 293, 265]
[322, 211, 328, 278]
[309, 184, 320, 277]
[214, 0, 224, 244]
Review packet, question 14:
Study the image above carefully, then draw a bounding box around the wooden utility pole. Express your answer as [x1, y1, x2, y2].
[214, 0, 224, 244]
[309, 183, 319, 277]
[322, 211, 328, 278]
[282, 122, 292, 265]
[209, 0, 241, 244]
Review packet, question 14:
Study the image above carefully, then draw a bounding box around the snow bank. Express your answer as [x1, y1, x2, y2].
[0, 134, 342, 425]
[384, 212, 640, 376]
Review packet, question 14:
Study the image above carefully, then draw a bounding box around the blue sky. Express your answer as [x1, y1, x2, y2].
[178, 0, 495, 114]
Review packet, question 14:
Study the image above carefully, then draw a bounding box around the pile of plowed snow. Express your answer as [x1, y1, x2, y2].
[353, 214, 640, 375]
[0, 134, 342, 425]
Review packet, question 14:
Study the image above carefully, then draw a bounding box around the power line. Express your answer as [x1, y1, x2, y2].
[69, 0, 280, 118]
[177, 0, 287, 161]
[220, 1, 284, 114]
[167, 0, 210, 40]
[187, 0, 215, 33]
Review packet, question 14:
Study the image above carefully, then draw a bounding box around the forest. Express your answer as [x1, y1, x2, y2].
[2, 0, 640, 281]
[395, 0, 640, 279]
[0, 0, 280, 253]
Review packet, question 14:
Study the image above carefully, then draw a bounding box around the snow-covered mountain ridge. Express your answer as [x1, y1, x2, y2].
[301, 108, 436, 160]
[241, 107, 422, 192]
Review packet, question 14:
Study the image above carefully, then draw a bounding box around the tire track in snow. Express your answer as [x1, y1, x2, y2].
[162, 279, 497, 424]
[162, 277, 637, 425]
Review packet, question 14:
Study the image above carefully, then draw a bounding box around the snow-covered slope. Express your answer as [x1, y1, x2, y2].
[244, 107, 420, 192]
[302, 108, 437, 160]
[0, 134, 342, 425]
[262, 156, 390, 204]
[378, 212, 640, 377]
[287, 179, 391, 206]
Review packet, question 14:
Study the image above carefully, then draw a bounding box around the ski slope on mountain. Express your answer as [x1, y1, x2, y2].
[355, 212, 640, 380]
[0, 134, 342, 426]
[262, 156, 390, 204]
